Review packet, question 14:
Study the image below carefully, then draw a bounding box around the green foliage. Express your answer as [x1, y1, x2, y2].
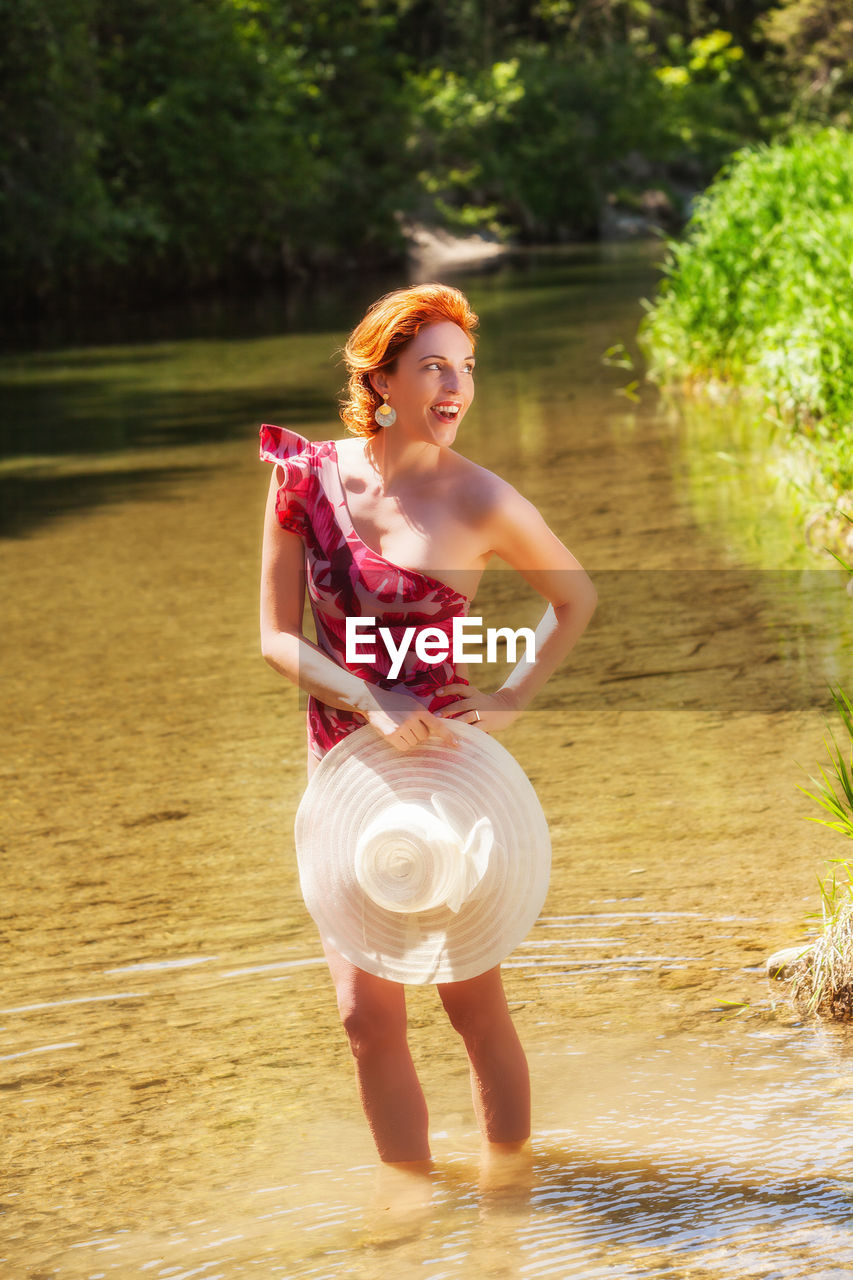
[1, 0, 416, 305]
[0, 0, 835, 310]
[799, 686, 853, 843]
[94, 0, 287, 274]
[756, 0, 853, 126]
[651, 28, 769, 170]
[406, 35, 733, 241]
[638, 125, 853, 494]
[0, 0, 111, 296]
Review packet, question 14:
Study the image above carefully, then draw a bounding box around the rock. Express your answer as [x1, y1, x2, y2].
[398, 217, 509, 278]
[598, 204, 656, 240]
[621, 149, 654, 182]
[766, 944, 814, 979]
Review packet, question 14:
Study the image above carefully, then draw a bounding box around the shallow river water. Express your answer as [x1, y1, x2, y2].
[2, 243, 853, 1279]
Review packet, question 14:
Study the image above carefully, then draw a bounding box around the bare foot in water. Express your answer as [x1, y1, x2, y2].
[362, 1158, 437, 1244]
[478, 1139, 535, 1211]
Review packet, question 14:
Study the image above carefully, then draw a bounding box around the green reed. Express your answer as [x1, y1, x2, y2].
[788, 683, 853, 1019]
[638, 125, 853, 498]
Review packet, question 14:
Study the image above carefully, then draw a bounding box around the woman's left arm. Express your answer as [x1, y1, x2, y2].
[436, 481, 598, 731]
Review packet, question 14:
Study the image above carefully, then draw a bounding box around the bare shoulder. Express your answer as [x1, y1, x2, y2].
[449, 448, 593, 600]
[444, 448, 514, 514]
[445, 448, 536, 534]
[441, 448, 597, 612]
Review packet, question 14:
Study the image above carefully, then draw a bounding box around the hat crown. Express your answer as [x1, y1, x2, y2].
[354, 791, 494, 915]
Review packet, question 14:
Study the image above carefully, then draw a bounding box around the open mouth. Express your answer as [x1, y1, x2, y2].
[431, 403, 461, 423]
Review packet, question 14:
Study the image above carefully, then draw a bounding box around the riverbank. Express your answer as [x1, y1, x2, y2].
[638, 125, 853, 567]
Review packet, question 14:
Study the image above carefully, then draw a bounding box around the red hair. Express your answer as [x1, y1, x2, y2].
[337, 283, 479, 438]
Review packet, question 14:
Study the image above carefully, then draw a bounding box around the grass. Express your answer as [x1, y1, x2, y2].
[788, 684, 853, 1020]
[637, 124, 853, 502]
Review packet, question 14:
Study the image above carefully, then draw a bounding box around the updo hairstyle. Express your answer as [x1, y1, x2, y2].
[337, 283, 479, 438]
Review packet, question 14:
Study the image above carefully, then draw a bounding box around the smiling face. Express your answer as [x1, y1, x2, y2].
[369, 321, 476, 443]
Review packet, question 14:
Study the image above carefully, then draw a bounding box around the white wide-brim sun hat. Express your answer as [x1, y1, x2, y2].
[294, 719, 552, 984]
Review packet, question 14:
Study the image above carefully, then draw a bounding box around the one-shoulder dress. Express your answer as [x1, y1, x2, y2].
[259, 423, 473, 761]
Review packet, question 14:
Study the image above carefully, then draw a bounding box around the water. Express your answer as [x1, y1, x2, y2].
[2, 242, 852, 1279]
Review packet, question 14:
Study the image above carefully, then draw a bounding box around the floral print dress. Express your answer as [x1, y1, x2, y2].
[259, 423, 473, 760]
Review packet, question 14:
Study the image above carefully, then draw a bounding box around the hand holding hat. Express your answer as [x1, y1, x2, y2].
[435, 682, 523, 734]
[355, 681, 466, 751]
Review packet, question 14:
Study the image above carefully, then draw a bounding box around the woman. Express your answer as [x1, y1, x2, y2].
[259, 282, 597, 1167]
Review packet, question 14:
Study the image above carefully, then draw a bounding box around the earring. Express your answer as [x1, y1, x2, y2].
[374, 394, 396, 428]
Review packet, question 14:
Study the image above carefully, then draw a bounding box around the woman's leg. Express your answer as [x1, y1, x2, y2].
[436, 965, 530, 1147]
[321, 937, 432, 1164]
[306, 745, 434, 1163]
[306, 749, 430, 1163]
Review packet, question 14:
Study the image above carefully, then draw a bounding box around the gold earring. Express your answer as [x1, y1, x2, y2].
[374, 393, 396, 428]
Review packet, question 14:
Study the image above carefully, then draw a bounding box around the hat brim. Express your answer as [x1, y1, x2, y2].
[294, 720, 551, 984]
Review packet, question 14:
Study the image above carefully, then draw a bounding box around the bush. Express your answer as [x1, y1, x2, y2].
[638, 125, 853, 494]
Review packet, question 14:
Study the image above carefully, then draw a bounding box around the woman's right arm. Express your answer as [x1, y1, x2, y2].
[259, 467, 369, 716]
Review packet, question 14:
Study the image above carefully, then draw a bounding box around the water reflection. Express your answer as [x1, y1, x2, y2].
[2, 242, 851, 1279]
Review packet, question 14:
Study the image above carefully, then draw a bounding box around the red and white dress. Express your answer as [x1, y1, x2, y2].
[259, 424, 473, 760]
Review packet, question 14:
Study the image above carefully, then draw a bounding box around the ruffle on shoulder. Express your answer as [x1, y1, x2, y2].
[259, 422, 314, 489]
[259, 423, 314, 539]
[259, 422, 310, 466]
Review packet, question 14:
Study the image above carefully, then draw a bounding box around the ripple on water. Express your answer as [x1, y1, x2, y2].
[33, 1028, 853, 1280]
[4, 933, 852, 1279]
